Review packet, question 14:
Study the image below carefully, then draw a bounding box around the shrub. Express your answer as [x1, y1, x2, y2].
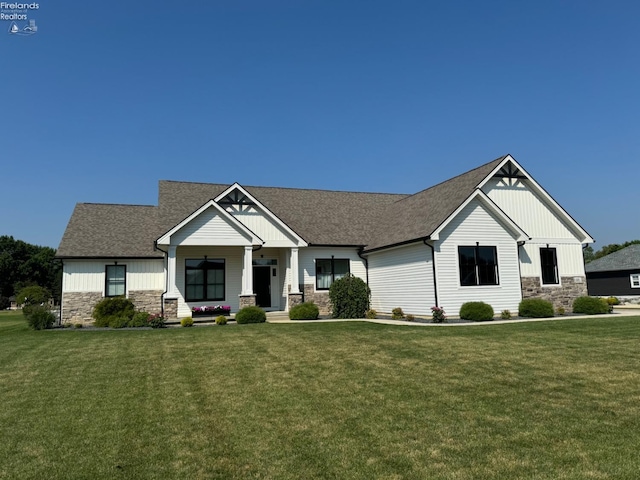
[180, 317, 194, 327]
[215, 315, 227, 325]
[128, 311, 150, 327]
[518, 298, 554, 318]
[108, 315, 130, 329]
[459, 302, 494, 321]
[365, 309, 377, 319]
[606, 296, 620, 305]
[431, 306, 446, 323]
[74, 323, 83, 329]
[235, 306, 266, 324]
[146, 314, 166, 328]
[572, 296, 610, 315]
[500, 310, 511, 320]
[25, 305, 56, 330]
[329, 273, 370, 319]
[391, 307, 404, 320]
[406, 314, 415, 322]
[93, 297, 135, 325]
[289, 302, 319, 320]
[556, 306, 566, 316]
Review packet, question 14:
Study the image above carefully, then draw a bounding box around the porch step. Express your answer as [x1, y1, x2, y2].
[265, 311, 291, 322]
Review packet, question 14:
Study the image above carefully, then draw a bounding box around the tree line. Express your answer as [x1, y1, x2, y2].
[0, 236, 62, 309]
[583, 240, 640, 264]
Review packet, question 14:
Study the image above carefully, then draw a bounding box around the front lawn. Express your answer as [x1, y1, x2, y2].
[1, 311, 639, 479]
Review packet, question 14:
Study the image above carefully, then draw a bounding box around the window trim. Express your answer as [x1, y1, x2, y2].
[105, 264, 126, 297]
[540, 247, 560, 285]
[458, 245, 499, 287]
[185, 258, 226, 302]
[631, 274, 640, 289]
[315, 258, 350, 290]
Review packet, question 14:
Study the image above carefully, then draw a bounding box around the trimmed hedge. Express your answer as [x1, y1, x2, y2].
[329, 273, 370, 319]
[572, 296, 610, 315]
[289, 302, 319, 320]
[235, 306, 266, 324]
[459, 301, 494, 321]
[518, 298, 554, 318]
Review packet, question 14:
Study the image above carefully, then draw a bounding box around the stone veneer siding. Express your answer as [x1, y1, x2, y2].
[129, 290, 163, 315]
[61, 292, 103, 325]
[239, 295, 256, 309]
[521, 276, 588, 311]
[288, 292, 303, 311]
[164, 298, 178, 319]
[303, 284, 332, 315]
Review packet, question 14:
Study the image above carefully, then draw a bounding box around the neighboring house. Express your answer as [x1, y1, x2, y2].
[56, 154, 594, 323]
[585, 244, 640, 301]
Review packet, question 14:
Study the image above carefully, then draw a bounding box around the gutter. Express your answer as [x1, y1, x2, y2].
[154, 241, 168, 318]
[423, 238, 439, 308]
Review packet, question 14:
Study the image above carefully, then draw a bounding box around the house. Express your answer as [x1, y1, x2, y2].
[585, 244, 640, 302]
[56, 154, 594, 323]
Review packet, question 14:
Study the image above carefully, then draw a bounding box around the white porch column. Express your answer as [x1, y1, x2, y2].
[290, 247, 300, 293]
[167, 245, 179, 297]
[242, 246, 254, 295]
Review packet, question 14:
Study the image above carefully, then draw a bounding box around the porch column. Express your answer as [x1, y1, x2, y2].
[167, 245, 179, 297]
[290, 247, 300, 294]
[242, 246, 254, 295]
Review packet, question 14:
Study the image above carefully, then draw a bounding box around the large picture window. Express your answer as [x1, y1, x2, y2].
[540, 247, 559, 285]
[185, 259, 225, 301]
[105, 265, 126, 297]
[316, 258, 350, 290]
[458, 246, 499, 286]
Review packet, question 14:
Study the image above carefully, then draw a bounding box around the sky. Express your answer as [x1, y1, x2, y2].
[1, 0, 638, 249]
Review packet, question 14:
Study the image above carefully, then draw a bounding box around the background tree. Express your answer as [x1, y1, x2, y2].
[583, 240, 640, 263]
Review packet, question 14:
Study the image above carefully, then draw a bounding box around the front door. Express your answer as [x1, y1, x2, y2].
[253, 266, 271, 308]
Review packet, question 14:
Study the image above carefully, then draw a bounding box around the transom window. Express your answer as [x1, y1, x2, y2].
[540, 247, 559, 285]
[316, 258, 350, 290]
[185, 259, 225, 301]
[105, 265, 126, 297]
[631, 274, 640, 289]
[458, 246, 499, 286]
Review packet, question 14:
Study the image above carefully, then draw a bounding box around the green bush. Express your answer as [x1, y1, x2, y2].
[518, 298, 554, 318]
[108, 315, 130, 329]
[147, 314, 166, 328]
[93, 297, 135, 326]
[235, 306, 266, 324]
[128, 311, 150, 327]
[329, 273, 370, 319]
[459, 302, 494, 321]
[16, 285, 50, 308]
[289, 302, 319, 320]
[215, 315, 227, 325]
[25, 305, 56, 330]
[405, 314, 415, 322]
[180, 317, 194, 327]
[572, 296, 610, 315]
[606, 296, 620, 305]
[391, 307, 404, 320]
[365, 309, 377, 319]
[500, 310, 511, 320]
[556, 306, 566, 316]
[431, 306, 446, 323]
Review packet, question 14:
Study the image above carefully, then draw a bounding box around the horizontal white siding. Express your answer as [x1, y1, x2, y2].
[172, 207, 252, 246]
[482, 178, 577, 239]
[62, 259, 164, 293]
[299, 247, 366, 289]
[368, 243, 435, 316]
[233, 210, 299, 247]
[174, 246, 244, 318]
[436, 200, 522, 317]
[519, 242, 586, 277]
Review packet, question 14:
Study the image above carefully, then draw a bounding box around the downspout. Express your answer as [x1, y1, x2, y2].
[423, 238, 438, 307]
[517, 240, 526, 301]
[154, 241, 168, 318]
[357, 247, 369, 285]
[58, 259, 64, 327]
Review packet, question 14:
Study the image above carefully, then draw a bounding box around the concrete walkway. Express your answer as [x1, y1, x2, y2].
[266, 306, 640, 327]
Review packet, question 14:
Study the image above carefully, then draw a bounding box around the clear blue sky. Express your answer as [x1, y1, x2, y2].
[2, 0, 638, 249]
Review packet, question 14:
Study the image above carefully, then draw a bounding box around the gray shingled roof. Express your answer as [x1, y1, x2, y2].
[57, 204, 163, 258]
[585, 244, 640, 273]
[57, 155, 509, 257]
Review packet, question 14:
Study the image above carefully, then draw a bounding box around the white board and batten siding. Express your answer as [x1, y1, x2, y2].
[435, 200, 522, 317]
[368, 243, 435, 316]
[171, 207, 253, 246]
[232, 210, 301, 247]
[62, 259, 164, 293]
[298, 247, 366, 289]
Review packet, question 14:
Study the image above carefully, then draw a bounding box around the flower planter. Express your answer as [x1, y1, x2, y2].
[191, 305, 231, 317]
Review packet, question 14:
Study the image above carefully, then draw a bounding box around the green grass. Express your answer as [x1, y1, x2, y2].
[1, 311, 639, 479]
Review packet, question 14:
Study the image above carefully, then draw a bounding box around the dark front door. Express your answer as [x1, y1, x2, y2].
[253, 266, 271, 308]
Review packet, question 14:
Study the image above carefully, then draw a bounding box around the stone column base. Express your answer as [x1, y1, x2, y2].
[288, 292, 303, 310]
[239, 294, 256, 308]
[164, 298, 178, 319]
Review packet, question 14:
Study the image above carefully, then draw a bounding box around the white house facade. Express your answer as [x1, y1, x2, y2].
[57, 155, 593, 323]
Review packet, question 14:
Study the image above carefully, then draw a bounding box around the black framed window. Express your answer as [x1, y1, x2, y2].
[458, 246, 499, 286]
[185, 259, 225, 301]
[105, 265, 126, 297]
[540, 247, 559, 285]
[316, 258, 350, 290]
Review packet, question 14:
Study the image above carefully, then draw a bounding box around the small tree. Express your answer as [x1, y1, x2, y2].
[16, 285, 50, 308]
[328, 274, 370, 319]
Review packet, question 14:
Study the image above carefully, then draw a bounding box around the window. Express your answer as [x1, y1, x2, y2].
[316, 258, 350, 290]
[631, 274, 640, 289]
[540, 247, 559, 285]
[458, 246, 499, 286]
[105, 265, 126, 297]
[185, 259, 225, 301]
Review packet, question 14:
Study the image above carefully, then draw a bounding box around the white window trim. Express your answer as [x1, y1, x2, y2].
[631, 274, 640, 289]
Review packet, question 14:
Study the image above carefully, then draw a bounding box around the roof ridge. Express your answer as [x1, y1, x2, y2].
[79, 202, 157, 208]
